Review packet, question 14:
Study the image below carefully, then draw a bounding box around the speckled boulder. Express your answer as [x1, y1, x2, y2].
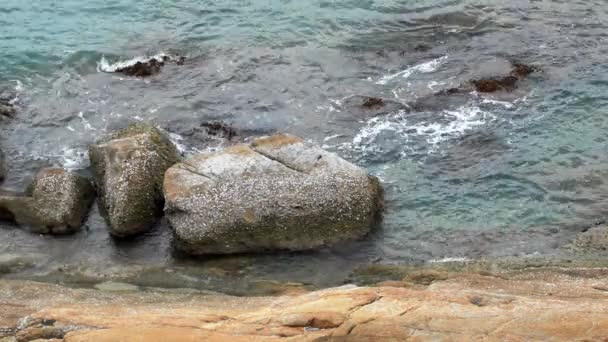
[89, 124, 180, 237]
[0, 168, 94, 234]
[164, 133, 383, 255]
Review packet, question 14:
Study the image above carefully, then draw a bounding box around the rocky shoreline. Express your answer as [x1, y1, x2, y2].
[3, 266, 608, 341]
[4, 57, 608, 341]
[0, 123, 383, 256]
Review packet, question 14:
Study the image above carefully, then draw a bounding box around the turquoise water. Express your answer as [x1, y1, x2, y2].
[2, 0, 608, 289]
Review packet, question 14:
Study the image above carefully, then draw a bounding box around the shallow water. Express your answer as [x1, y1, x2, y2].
[2, 0, 608, 291]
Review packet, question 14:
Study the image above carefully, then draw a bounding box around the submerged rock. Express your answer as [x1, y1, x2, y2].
[200, 121, 238, 140]
[0, 88, 17, 118]
[89, 124, 179, 237]
[472, 76, 519, 93]
[335, 95, 408, 122]
[116, 59, 164, 77]
[471, 62, 538, 93]
[0, 168, 94, 234]
[114, 55, 186, 77]
[164, 133, 383, 255]
[361, 97, 385, 109]
[510, 63, 539, 78]
[0, 103, 15, 118]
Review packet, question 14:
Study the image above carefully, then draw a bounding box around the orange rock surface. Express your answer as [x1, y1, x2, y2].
[3, 269, 608, 341]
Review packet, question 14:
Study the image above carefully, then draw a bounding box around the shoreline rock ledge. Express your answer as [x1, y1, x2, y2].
[164, 133, 383, 255]
[90, 124, 180, 237]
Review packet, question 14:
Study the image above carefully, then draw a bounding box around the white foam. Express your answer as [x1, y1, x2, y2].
[13, 80, 24, 93]
[166, 131, 229, 157]
[323, 134, 343, 142]
[167, 132, 194, 155]
[78, 111, 96, 131]
[61, 147, 89, 170]
[481, 98, 514, 109]
[429, 257, 471, 263]
[97, 52, 174, 73]
[349, 103, 494, 157]
[376, 55, 448, 85]
[427, 80, 447, 91]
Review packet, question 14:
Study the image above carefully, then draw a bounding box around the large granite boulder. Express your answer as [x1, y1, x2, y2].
[89, 124, 180, 237]
[0, 168, 94, 234]
[164, 133, 383, 255]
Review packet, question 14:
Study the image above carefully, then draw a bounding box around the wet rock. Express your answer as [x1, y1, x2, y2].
[200, 121, 238, 140]
[115, 55, 186, 77]
[0, 168, 94, 234]
[0, 104, 15, 118]
[0, 88, 17, 118]
[568, 225, 608, 252]
[164, 133, 383, 255]
[116, 59, 163, 77]
[89, 124, 179, 237]
[361, 97, 385, 109]
[0, 255, 36, 275]
[409, 88, 470, 112]
[336, 95, 408, 122]
[471, 63, 538, 93]
[413, 44, 432, 52]
[472, 75, 518, 93]
[510, 63, 538, 78]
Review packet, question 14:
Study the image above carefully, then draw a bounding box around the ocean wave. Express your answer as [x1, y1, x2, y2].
[348, 103, 495, 158]
[375, 55, 448, 85]
[96, 53, 177, 73]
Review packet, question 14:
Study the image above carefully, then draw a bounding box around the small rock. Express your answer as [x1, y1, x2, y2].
[89, 124, 179, 237]
[114, 55, 187, 77]
[510, 63, 538, 78]
[116, 59, 164, 77]
[471, 62, 538, 93]
[15, 326, 64, 342]
[200, 121, 238, 140]
[472, 76, 519, 93]
[0, 104, 15, 118]
[414, 44, 431, 52]
[0, 168, 94, 234]
[469, 295, 487, 307]
[361, 97, 385, 109]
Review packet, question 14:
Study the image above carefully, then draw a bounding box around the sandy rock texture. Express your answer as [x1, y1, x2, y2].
[3, 268, 608, 341]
